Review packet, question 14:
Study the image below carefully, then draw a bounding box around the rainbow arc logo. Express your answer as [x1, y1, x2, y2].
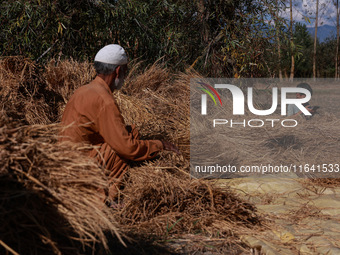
[197, 82, 222, 106]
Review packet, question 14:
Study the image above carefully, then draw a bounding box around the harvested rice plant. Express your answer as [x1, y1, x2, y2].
[1, 1, 340, 255]
[0, 57, 265, 254]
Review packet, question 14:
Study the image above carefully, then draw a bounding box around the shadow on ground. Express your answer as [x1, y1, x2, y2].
[91, 234, 177, 255]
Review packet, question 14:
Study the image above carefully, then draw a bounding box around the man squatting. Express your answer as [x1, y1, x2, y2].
[60, 44, 179, 204]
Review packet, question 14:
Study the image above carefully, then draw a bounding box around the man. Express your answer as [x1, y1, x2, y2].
[60, 44, 179, 203]
[287, 82, 318, 118]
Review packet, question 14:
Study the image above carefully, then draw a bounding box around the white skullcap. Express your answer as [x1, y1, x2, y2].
[94, 44, 128, 65]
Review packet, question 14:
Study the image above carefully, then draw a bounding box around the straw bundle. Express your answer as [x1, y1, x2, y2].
[115, 156, 260, 237]
[111, 64, 262, 248]
[44, 59, 96, 105]
[0, 58, 263, 253]
[123, 62, 171, 95]
[0, 56, 57, 125]
[306, 177, 340, 188]
[0, 115, 121, 255]
[0, 56, 39, 95]
[1, 56, 339, 253]
[117, 63, 193, 158]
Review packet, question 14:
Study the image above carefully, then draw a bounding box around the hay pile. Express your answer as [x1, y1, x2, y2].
[113, 70, 340, 253]
[0, 115, 121, 255]
[306, 177, 340, 188]
[117, 65, 191, 158]
[0, 57, 264, 253]
[0, 56, 54, 125]
[112, 64, 262, 252]
[0, 57, 95, 125]
[44, 59, 95, 118]
[116, 159, 260, 234]
[2, 56, 339, 253]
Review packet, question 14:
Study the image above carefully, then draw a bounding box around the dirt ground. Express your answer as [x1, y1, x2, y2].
[215, 175, 340, 255]
[311, 83, 340, 118]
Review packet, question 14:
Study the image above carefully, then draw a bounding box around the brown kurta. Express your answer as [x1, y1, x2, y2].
[60, 76, 163, 199]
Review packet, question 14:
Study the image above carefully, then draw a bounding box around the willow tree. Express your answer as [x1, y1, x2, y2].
[289, 0, 295, 80]
[275, 0, 283, 80]
[336, 0, 339, 79]
[0, 0, 202, 68]
[0, 0, 289, 77]
[313, 0, 319, 79]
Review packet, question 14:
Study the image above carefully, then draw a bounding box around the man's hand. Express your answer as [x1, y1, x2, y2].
[161, 140, 181, 155]
[125, 125, 133, 133]
[308, 106, 319, 115]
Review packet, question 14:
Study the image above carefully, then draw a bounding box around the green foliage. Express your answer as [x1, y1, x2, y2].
[1, 0, 108, 60]
[293, 23, 314, 78]
[0, 0, 288, 76]
[111, 0, 202, 69]
[317, 38, 337, 78]
[190, 0, 289, 77]
[0, 0, 202, 69]
[0, 0, 337, 77]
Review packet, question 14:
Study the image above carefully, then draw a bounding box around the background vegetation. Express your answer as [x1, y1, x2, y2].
[0, 0, 339, 78]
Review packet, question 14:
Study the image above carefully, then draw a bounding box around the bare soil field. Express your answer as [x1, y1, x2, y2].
[312, 84, 340, 118]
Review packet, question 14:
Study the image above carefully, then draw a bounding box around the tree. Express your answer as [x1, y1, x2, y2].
[293, 23, 313, 77]
[336, 0, 339, 79]
[313, 0, 319, 79]
[0, 0, 202, 69]
[0, 0, 292, 77]
[276, 0, 283, 80]
[289, 0, 295, 80]
[318, 38, 337, 77]
[212, 0, 289, 77]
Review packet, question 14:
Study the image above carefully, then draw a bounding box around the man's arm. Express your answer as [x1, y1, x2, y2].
[127, 125, 180, 155]
[97, 102, 179, 160]
[161, 140, 181, 154]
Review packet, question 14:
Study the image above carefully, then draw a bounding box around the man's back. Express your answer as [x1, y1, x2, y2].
[60, 75, 163, 161]
[58, 44, 179, 201]
[60, 76, 120, 145]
